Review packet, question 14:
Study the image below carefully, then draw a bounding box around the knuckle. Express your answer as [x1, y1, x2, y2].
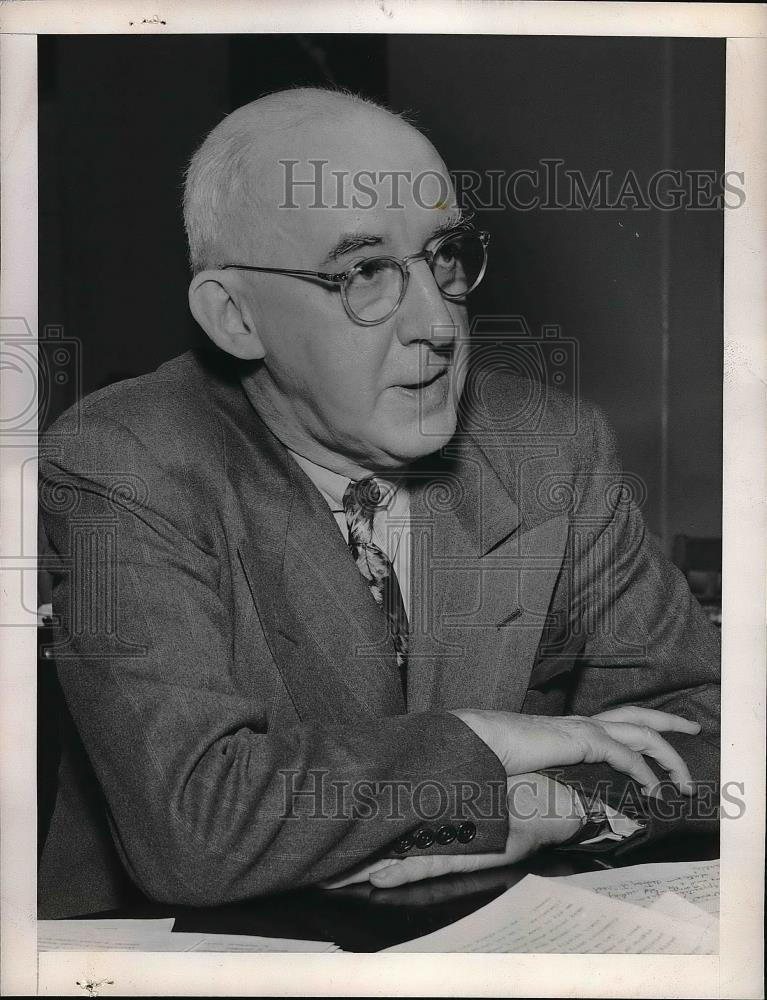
[627, 749, 649, 774]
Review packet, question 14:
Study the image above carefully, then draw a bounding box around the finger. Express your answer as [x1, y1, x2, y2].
[372, 850, 515, 888]
[603, 722, 695, 794]
[594, 706, 701, 735]
[370, 856, 453, 887]
[320, 858, 398, 889]
[321, 872, 372, 888]
[590, 734, 664, 797]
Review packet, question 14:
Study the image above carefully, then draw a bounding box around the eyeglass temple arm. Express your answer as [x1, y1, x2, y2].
[221, 264, 346, 283]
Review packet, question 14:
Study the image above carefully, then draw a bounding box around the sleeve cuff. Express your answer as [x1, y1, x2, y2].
[563, 790, 645, 847]
[580, 799, 644, 845]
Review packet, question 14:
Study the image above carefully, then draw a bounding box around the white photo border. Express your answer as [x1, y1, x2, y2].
[1, 3, 764, 996]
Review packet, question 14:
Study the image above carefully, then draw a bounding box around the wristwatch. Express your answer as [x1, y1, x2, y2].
[558, 791, 612, 848]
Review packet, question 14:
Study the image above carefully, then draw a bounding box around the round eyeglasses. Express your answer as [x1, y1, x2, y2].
[221, 228, 490, 326]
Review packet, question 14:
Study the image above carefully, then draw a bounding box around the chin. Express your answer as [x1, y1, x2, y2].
[378, 411, 458, 465]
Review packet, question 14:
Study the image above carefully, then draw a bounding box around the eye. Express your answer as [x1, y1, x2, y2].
[430, 231, 478, 297]
[434, 238, 460, 269]
[355, 258, 388, 282]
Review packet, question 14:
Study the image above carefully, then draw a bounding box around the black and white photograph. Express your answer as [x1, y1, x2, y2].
[0, 2, 764, 996]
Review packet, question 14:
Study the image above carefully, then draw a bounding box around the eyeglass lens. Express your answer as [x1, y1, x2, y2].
[345, 231, 487, 324]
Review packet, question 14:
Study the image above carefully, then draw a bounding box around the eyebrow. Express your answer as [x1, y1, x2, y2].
[322, 209, 472, 266]
[323, 233, 383, 265]
[433, 208, 473, 236]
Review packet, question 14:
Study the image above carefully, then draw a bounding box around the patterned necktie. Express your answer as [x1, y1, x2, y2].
[342, 477, 409, 697]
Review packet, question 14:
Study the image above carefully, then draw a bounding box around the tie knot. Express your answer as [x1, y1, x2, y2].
[343, 477, 382, 518]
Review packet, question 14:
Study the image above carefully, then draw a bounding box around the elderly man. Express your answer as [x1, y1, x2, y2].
[39, 88, 720, 918]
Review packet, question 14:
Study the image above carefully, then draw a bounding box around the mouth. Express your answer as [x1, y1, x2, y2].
[395, 369, 449, 394]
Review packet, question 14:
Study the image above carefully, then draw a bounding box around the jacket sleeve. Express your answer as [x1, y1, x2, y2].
[40, 409, 509, 907]
[533, 402, 720, 853]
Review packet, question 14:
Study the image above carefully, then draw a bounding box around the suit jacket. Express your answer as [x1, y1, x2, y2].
[38, 348, 720, 918]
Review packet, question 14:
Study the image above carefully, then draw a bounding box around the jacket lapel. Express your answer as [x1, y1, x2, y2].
[406, 441, 569, 713]
[280, 459, 406, 718]
[227, 372, 404, 722]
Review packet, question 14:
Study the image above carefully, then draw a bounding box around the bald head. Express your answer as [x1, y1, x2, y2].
[183, 87, 440, 273]
[185, 86, 473, 475]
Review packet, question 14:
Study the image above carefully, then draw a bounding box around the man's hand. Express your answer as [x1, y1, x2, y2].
[321, 772, 583, 889]
[320, 706, 701, 891]
[450, 705, 701, 796]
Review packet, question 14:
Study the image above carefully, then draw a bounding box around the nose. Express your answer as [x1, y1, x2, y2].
[394, 257, 460, 350]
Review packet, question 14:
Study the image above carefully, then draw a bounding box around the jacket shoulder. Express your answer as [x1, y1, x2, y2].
[41, 350, 241, 470]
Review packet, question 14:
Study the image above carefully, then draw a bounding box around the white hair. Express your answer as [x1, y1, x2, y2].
[182, 86, 416, 274]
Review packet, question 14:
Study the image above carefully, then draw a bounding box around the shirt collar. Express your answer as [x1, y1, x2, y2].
[288, 450, 402, 514]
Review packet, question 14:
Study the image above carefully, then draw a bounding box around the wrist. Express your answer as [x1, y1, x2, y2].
[506, 773, 583, 849]
[449, 709, 508, 770]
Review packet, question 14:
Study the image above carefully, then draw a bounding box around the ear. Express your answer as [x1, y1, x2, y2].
[188, 271, 265, 360]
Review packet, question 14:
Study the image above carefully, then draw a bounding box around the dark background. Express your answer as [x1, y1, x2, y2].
[38, 34, 724, 553]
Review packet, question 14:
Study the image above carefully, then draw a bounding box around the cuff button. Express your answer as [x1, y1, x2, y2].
[456, 821, 476, 844]
[393, 833, 414, 854]
[414, 827, 435, 849]
[436, 824, 457, 845]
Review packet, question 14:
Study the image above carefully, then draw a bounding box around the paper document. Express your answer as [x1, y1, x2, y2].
[167, 933, 341, 952]
[648, 891, 718, 928]
[384, 874, 713, 953]
[647, 892, 719, 953]
[38, 919, 183, 952]
[40, 919, 177, 933]
[558, 859, 719, 915]
[38, 919, 339, 953]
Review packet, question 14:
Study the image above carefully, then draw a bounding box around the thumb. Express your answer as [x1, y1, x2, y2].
[319, 857, 397, 889]
[370, 856, 460, 887]
[370, 859, 429, 887]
